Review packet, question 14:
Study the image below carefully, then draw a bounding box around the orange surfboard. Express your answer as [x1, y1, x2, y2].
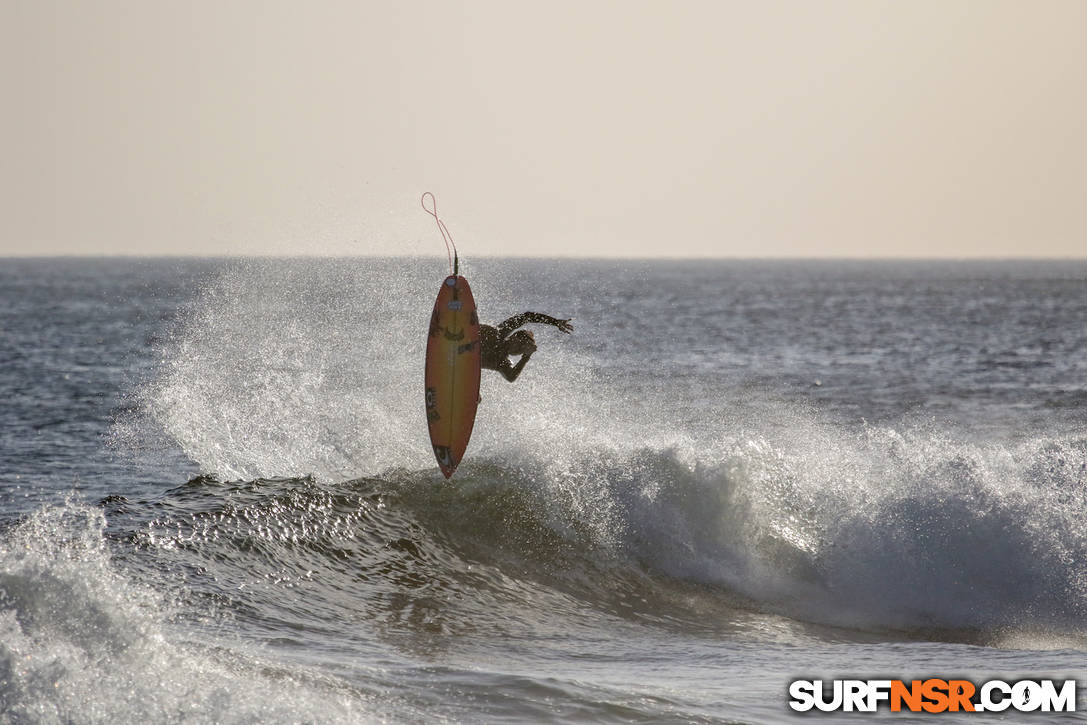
[424, 275, 482, 478]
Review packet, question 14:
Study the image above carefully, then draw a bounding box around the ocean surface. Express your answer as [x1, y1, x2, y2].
[2, 256, 1087, 723]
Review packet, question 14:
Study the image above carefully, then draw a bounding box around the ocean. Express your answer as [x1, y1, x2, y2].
[2, 256, 1087, 723]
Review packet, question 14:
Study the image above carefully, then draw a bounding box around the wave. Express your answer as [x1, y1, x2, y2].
[0, 501, 382, 724]
[101, 425, 1087, 647]
[467, 425, 1087, 642]
[108, 258, 1087, 646]
[7, 425, 1087, 724]
[608, 425, 1087, 640]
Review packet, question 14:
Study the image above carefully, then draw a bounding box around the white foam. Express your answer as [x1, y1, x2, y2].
[0, 501, 378, 724]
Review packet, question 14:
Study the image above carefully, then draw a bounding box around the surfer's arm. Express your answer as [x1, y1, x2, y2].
[495, 313, 573, 339]
[497, 351, 533, 382]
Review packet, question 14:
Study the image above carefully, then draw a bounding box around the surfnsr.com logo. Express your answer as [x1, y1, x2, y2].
[788, 679, 1076, 713]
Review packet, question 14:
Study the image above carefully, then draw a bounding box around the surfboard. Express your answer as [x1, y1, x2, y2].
[424, 274, 482, 478]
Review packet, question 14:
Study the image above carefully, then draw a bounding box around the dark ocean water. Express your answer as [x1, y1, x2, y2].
[2, 257, 1087, 723]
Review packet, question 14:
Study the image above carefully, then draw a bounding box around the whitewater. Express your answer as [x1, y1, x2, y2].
[2, 257, 1086, 723]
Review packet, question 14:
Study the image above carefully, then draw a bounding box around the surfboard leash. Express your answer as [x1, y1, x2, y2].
[421, 192, 459, 276]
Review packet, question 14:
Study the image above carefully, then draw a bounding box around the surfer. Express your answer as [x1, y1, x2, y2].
[480, 312, 573, 382]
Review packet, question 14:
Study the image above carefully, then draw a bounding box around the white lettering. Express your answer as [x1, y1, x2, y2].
[788, 681, 815, 712]
[979, 681, 1010, 712]
[1012, 680, 1042, 712]
[814, 680, 843, 712]
[843, 680, 867, 712]
[867, 680, 893, 710]
[1040, 680, 1076, 712]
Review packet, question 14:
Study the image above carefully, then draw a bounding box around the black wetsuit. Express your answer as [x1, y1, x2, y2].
[479, 312, 566, 382]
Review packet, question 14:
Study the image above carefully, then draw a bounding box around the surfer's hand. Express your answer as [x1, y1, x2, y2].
[555, 319, 573, 334]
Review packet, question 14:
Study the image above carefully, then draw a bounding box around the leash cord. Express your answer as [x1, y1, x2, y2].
[421, 192, 458, 276]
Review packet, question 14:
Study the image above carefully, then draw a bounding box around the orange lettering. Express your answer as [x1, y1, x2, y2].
[921, 679, 949, 713]
[891, 680, 923, 712]
[947, 680, 976, 711]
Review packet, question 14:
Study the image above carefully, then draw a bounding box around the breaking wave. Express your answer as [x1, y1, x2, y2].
[106, 258, 1087, 644]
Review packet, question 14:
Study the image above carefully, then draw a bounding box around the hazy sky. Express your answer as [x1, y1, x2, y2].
[2, 1, 1085, 258]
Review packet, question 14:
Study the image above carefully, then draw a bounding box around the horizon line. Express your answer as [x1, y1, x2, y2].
[4, 253, 1087, 263]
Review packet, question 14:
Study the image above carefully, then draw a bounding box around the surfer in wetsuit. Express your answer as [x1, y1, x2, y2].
[480, 312, 573, 382]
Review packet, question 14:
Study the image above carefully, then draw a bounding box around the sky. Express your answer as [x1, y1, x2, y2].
[2, 0, 1085, 258]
